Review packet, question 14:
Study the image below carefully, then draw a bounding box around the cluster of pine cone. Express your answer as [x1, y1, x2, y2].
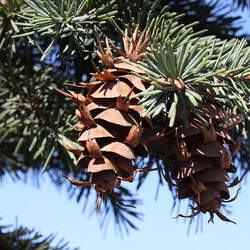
[57, 28, 244, 223]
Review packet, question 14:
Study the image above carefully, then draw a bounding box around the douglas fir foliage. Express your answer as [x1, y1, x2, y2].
[1, 0, 250, 235]
[0, 220, 77, 250]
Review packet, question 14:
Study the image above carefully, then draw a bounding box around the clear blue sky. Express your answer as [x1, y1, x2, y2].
[1, 1, 250, 250]
[1, 171, 250, 250]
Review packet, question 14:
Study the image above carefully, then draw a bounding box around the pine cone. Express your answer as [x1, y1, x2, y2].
[160, 100, 243, 223]
[58, 28, 151, 207]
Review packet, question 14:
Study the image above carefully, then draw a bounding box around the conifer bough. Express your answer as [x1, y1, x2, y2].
[58, 10, 249, 223]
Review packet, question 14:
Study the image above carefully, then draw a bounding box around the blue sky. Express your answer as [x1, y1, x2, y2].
[1, 1, 250, 250]
[1, 172, 250, 250]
